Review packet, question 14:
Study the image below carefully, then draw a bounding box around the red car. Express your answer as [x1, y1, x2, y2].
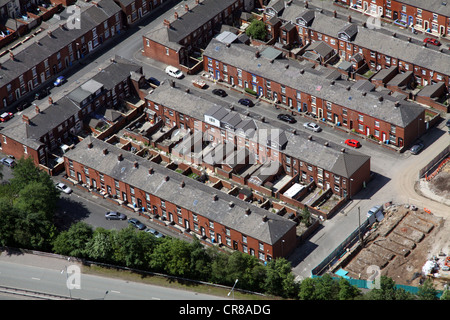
[0, 112, 13, 122]
[423, 38, 441, 46]
[345, 139, 361, 148]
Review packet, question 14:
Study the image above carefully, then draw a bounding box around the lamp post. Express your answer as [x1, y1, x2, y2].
[228, 279, 238, 300]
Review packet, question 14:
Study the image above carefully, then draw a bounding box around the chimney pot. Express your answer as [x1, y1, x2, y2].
[245, 208, 251, 215]
[180, 180, 185, 188]
[35, 106, 40, 114]
[118, 153, 123, 161]
[148, 168, 154, 175]
[165, 176, 170, 181]
[341, 148, 346, 153]
[262, 215, 268, 222]
[133, 161, 139, 168]
[213, 194, 218, 201]
[185, 4, 189, 11]
[229, 201, 234, 208]
[103, 148, 108, 155]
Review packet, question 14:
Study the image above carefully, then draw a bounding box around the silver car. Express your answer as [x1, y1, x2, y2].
[105, 211, 127, 220]
[303, 122, 322, 132]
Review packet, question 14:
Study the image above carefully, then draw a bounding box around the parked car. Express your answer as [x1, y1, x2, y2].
[238, 98, 254, 107]
[145, 228, 165, 238]
[445, 119, 450, 127]
[345, 139, 361, 148]
[212, 88, 227, 97]
[128, 218, 146, 230]
[35, 87, 50, 100]
[147, 77, 160, 86]
[55, 182, 72, 194]
[0, 157, 16, 167]
[0, 112, 13, 122]
[277, 113, 296, 123]
[165, 65, 183, 79]
[423, 38, 441, 46]
[410, 143, 424, 155]
[303, 122, 322, 132]
[105, 211, 127, 220]
[53, 76, 66, 87]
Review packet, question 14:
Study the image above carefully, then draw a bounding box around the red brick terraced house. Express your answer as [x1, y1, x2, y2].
[264, 1, 450, 90]
[63, 136, 298, 260]
[0, 56, 143, 171]
[145, 80, 371, 200]
[113, 0, 161, 26]
[142, 0, 243, 73]
[338, 0, 450, 38]
[203, 38, 426, 149]
[0, 0, 123, 111]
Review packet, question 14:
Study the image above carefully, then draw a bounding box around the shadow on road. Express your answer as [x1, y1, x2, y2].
[54, 197, 91, 231]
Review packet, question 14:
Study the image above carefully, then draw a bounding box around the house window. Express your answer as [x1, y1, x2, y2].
[358, 114, 364, 122]
[165, 47, 169, 55]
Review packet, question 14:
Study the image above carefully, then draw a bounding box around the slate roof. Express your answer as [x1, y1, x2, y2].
[0, 0, 122, 88]
[0, 56, 139, 149]
[65, 137, 297, 245]
[144, 0, 239, 48]
[146, 80, 370, 178]
[203, 39, 425, 128]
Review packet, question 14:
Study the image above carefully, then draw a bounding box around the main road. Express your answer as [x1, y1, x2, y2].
[0, 251, 226, 300]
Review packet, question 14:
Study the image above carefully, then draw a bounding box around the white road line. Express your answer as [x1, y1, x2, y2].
[31, 277, 40, 281]
[111, 290, 121, 294]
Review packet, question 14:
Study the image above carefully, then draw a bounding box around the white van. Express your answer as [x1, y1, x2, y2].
[165, 66, 184, 79]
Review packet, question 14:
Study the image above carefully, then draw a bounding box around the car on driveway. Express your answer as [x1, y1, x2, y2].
[238, 98, 254, 107]
[105, 211, 127, 220]
[55, 182, 72, 194]
[128, 218, 146, 230]
[423, 38, 441, 46]
[0, 112, 13, 122]
[53, 76, 66, 87]
[212, 88, 227, 97]
[145, 228, 164, 238]
[0, 157, 15, 167]
[345, 139, 361, 148]
[303, 122, 322, 132]
[410, 143, 424, 155]
[277, 113, 296, 123]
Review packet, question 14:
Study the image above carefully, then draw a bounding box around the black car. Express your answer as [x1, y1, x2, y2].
[148, 77, 160, 86]
[212, 89, 227, 97]
[238, 98, 254, 107]
[277, 114, 296, 123]
[35, 87, 50, 100]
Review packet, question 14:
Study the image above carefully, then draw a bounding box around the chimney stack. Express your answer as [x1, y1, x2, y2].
[213, 194, 218, 201]
[103, 148, 108, 155]
[245, 208, 251, 215]
[148, 168, 154, 175]
[348, 15, 352, 23]
[35, 105, 40, 114]
[174, 12, 178, 19]
[165, 175, 170, 181]
[22, 114, 30, 125]
[180, 180, 185, 188]
[163, 19, 170, 28]
[48, 97, 53, 105]
[262, 215, 268, 222]
[133, 161, 139, 168]
[9, 52, 14, 61]
[185, 4, 189, 11]
[87, 140, 93, 149]
[118, 153, 123, 161]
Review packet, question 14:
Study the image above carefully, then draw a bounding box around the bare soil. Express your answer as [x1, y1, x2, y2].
[340, 205, 450, 290]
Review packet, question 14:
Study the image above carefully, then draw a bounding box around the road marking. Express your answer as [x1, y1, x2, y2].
[31, 277, 40, 281]
[111, 290, 120, 294]
[152, 297, 161, 300]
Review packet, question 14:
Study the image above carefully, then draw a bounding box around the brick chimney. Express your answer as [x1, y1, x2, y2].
[22, 114, 30, 125]
[9, 52, 14, 61]
[48, 97, 53, 105]
[174, 12, 178, 20]
[35, 105, 40, 114]
[118, 153, 123, 161]
[163, 19, 170, 28]
[185, 4, 189, 12]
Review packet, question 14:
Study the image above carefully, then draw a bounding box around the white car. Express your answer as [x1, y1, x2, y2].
[56, 182, 72, 194]
[165, 65, 184, 79]
[303, 122, 322, 132]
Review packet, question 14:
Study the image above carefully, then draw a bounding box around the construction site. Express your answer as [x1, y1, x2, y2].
[332, 152, 450, 291]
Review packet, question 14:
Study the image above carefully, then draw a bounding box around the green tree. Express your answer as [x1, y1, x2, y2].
[113, 226, 147, 268]
[188, 237, 212, 280]
[298, 277, 317, 300]
[300, 207, 312, 227]
[417, 279, 438, 300]
[338, 278, 361, 300]
[0, 201, 18, 246]
[149, 237, 193, 277]
[52, 222, 93, 257]
[85, 228, 116, 263]
[363, 276, 414, 300]
[264, 258, 297, 298]
[245, 20, 267, 41]
[440, 289, 450, 300]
